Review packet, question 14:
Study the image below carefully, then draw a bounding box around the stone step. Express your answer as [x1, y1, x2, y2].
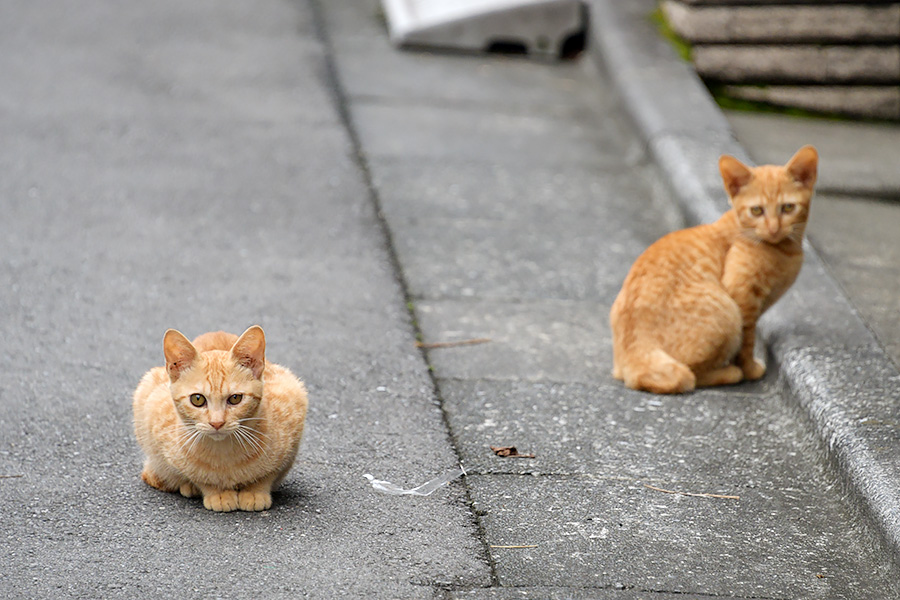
[663, 0, 900, 43]
[723, 85, 900, 119]
[694, 44, 900, 84]
[677, 0, 896, 5]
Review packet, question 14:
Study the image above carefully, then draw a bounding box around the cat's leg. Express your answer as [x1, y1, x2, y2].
[695, 365, 743, 387]
[664, 288, 742, 391]
[141, 465, 177, 492]
[722, 246, 770, 381]
[735, 324, 766, 380]
[140, 458, 185, 494]
[198, 485, 240, 512]
[237, 473, 278, 511]
[179, 482, 200, 498]
[610, 293, 625, 381]
[612, 355, 624, 381]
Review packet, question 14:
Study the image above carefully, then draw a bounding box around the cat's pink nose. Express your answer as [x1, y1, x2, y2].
[209, 420, 225, 430]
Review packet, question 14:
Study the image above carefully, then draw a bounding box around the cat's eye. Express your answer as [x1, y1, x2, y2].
[781, 203, 796, 214]
[189, 393, 207, 407]
[749, 206, 764, 217]
[227, 394, 243, 405]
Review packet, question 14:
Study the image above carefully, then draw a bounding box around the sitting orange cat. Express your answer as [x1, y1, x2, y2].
[610, 145, 818, 394]
[133, 326, 308, 511]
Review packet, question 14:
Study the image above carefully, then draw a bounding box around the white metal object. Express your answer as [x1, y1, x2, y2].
[381, 0, 585, 58]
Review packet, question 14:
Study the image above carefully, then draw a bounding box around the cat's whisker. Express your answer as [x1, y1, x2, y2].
[243, 428, 266, 454]
[241, 424, 270, 441]
[179, 429, 198, 452]
[186, 427, 206, 454]
[232, 429, 250, 454]
[176, 427, 202, 455]
[237, 425, 267, 455]
[173, 423, 195, 443]
[237, 421, 270, 451]
[233, 429, 261, 456]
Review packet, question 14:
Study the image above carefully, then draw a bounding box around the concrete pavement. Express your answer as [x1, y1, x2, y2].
[0, 1, 485, 597]
[327, 0, 899, 597]
[1, 0, 899, 598]
[590, 0, 900, 589]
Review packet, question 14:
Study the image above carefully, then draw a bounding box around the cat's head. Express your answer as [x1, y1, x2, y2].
[719, 145, 818, 245]
[163, 325, 266, 442]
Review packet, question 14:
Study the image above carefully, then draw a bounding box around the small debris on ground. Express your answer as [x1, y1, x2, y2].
[415, 338, 491, 349]
[490, 445, 535, 459]
[644, 483, 739, 500]
[364, 467, 466, 496]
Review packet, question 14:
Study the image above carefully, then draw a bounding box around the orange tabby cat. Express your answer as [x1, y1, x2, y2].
[610, 145, 818, 394]
[133, 325, 308, 511]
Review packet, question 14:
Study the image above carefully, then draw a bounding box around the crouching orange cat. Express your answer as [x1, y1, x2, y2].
[610, 145, 818, 394]
[133, 325, 308, 511]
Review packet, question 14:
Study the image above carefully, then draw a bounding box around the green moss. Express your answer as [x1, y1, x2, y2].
[708, 84, 812, 117]
[707, 84, 861, 122]
[648, 7, 693, 62]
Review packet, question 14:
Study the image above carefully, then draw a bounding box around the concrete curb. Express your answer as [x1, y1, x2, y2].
[587, 0, 900, 560]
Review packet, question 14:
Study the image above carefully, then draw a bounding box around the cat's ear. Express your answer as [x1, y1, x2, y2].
[231, 325, 266, 379]
[719, 155, 753, 199]
[163, 329, 198, 382]
[785, 145, 818, 190]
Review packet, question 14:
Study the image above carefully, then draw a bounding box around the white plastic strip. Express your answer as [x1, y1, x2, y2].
[363, 466, 466, 496]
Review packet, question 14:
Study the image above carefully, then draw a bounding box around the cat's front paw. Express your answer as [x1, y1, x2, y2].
[203, 490, 239, 512]
[742, 359, 766, 381]
[238, 490, 272, 512]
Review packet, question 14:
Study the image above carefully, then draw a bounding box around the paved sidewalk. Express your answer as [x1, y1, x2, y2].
[590, 0, 900, 586]
[0, 1, 485, 597]
[1, 0, 899, 598]
[321, 0, 899, 597]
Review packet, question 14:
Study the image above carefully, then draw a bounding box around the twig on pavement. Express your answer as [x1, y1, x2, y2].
[644, 483, 739, 500]
[415, 338, 491, 349]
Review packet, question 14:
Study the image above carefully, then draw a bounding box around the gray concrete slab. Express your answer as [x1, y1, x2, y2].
[5, 0, 900, 596]
[726, 110, 900, 197]
[323, 1, 900, 597]
[805, 195, 900, 368]
[341, 52, 610, 115]
[352, 102, 643, 169]
[468, 474, 900, 598]
[590, 0, 900, 569]
[439, 378, 814, 489]
[0, 0, 490, 597]
[369, 161, 678, 229]
[416, 300, 612, 384]
[450, 590, 720, 599]
[372, 161, 680, 302]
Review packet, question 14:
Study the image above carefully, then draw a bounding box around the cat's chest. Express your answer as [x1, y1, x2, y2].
[724, 239, 803, 311]
[172, 446, 271, 488]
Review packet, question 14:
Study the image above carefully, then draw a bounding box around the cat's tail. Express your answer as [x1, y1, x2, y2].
[623, 348, 696, 394]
